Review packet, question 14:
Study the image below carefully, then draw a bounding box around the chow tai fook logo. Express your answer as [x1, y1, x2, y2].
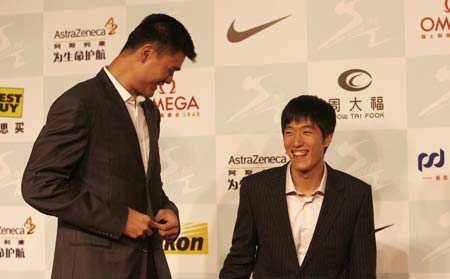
[163, 222, 208, 255]
[52, 17, 118, 63]
[0, 217, 36, 260]
[418, 148, 448, 181]
[0, 87, 25, 135]
[227, 154, 288, 190]
[337, 69, 372, 92]
[153, 80, 200, 118]
[419, 1, 450, 39]
[332, 69, 384, 121]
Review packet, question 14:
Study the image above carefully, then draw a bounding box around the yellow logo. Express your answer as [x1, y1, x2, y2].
[105, 17, 118, 35]
[24, 217, 36, 235]
[0, 87, 24, 118]
[163, 222, 208, 254]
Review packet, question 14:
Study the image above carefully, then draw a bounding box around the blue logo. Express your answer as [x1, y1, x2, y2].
[418, 149, 445, 172]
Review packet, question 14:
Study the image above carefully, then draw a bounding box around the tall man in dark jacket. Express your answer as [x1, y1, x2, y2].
[22, 14, 196, 279]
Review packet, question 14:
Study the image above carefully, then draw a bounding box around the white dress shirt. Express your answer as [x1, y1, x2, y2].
[104, 67, 150, 174]
[286, 162, 327, 267]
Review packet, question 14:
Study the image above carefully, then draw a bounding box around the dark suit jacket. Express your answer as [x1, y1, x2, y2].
[22, 69, 177, 279]
[220, 163, 376, 279]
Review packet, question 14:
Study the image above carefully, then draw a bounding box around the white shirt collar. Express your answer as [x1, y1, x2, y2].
[103, 66, 145, 103]
[285, 162, 327, 195]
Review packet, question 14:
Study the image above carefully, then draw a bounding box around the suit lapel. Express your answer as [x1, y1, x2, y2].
[271, 164, 302, 267]
[141, 99, 162, 218]
[142, 99, 158, 183]
[142, 100, 172, 278]
[300, 164, 346, 270]
[97, 69, 145, 174]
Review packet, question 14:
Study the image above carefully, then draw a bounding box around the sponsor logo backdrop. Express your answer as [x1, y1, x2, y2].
[0, 0, 449, 277]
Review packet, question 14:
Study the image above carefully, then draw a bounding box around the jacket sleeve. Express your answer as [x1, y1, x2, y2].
[21, 93, 128, 240]
[148, 101, 180, 234]
[160, 190, 178, 216]
[220, 178, 257, 279]
[346, 186, 377, 278]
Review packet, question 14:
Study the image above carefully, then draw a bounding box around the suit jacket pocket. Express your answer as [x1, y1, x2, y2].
[69, 229, 112, 248]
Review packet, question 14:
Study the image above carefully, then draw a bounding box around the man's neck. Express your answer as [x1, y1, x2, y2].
[291, 163, 325, 195]
[107, 54, 138, 98]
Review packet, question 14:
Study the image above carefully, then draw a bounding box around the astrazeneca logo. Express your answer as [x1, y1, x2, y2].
[227, 154, 288, 191]
[0, 217, 35, 235]
[153, 80, 200, 118]
[24, 217, 36, 235]
[54, 17, 118, 39]
[163, 222, 208, 254]
[228, 154, 287, 165]
[0, 87, 24, 118]
[418, 149, 445, 172]
[337, 69, 372, 92]
[104, 17, 118, 35]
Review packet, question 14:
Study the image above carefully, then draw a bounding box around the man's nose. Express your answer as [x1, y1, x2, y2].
[293, 133, 304, 146]
[165, 75, 173, 84]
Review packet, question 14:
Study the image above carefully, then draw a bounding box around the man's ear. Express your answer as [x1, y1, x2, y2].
[140, 43, 155, 62]
[323, 133, 333, 148]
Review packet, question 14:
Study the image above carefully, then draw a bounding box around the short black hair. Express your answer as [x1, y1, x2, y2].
[122, 13, 196, 61]
[281, 95, 336, 138]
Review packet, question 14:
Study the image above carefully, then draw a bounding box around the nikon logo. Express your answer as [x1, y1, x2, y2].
[163, 222, 208, 255]
[0, 87, 24, 118]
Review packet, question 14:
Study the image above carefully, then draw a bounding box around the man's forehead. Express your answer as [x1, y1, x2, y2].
[286, 117, 317, 127]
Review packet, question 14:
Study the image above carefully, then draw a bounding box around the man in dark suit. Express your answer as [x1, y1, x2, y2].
[21, 14, 196, 279]
[220, 95, 376, 279]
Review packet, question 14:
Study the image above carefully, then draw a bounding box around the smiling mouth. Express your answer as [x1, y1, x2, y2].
[292, 150, 308, 157]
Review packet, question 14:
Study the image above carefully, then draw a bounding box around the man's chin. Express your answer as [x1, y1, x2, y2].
[291, 161, 308, 171]
[291, 160, 306, 170]
[142, 90, 156, 98]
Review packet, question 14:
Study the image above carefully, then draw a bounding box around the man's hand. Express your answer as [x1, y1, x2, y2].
[123, 208, 153, 239]
[151, 209, 179, 241]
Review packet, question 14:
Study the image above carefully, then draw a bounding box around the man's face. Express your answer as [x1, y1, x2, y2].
[283, 118, 332, 177]
[137, 50, 185, 98]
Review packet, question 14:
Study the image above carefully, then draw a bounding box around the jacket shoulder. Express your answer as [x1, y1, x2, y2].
[47, 73, 107, 118]
[240, 165, 285, 191]
[62, 74, 103, 101]
[245, 165, 284, 180]
[328, 165, 372, 195]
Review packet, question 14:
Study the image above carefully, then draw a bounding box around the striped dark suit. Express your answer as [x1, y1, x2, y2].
[220, 163, 376, 279]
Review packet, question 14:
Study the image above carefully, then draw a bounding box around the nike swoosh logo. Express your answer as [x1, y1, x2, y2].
[227, 15, 291, 43]
[375, 224, 394, 233]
